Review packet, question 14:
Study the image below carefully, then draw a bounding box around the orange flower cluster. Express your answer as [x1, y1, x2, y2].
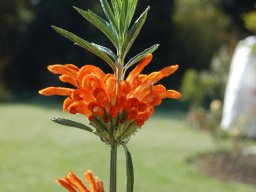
[57, 170, 104, 192]
[39, 54, 181, 127]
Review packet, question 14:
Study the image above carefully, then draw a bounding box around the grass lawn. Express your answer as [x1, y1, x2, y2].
[0, 103, 255, 192]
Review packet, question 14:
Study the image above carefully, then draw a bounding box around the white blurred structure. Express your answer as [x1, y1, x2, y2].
[221, 36, 256, 138]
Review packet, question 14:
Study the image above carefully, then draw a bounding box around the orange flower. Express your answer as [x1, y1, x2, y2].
[57, 170, 105, 192]
[39, 54, 181, 144]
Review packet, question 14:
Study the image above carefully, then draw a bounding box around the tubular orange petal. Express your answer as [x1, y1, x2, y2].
[40, 54, 181, 137]
[95, 180, 104, 192]
[159, 90, 182, 99]
[127, 110, 139, 120]
[161, 65, 179, 76]
[136, 119, 145, 126]
[137, 85, 165, 105]
[81, 74, 102, 90]
[48, 64, 78, 77]
[143, 94, 162, 106]
[105, 75, 117, 104]
[39, 87, 74, 96]
[139, 114, 150, 122]
[119, 80, 131, 96]
[56, 178, 77, 192]
[93, 88, 110, 106]
[68, 102, 91, 116]
[104, 73, 115, 81]
[59, 75, 78, 87]
[72, 89, 95, 103]
[68, 103, 80, 114]
[57, 171, 105, 192]
[117, 96, 128, 112]
[65, 64, 80, 72]
[47, 64, 65, 74]
[126, 54, 153, 84]
[152, 84, 166, 92]
[137, 102, 148, 112]
[88, 102, 105, 117]
[66, 172, 90, 192]
[137, 74, 147, 83]
[127, 98, 140, 110]
[129, 65, 179, 98]
[84, 171, 97, 192]
[77, 65, 105, 83]
[109, 105, 117, 118]
[63, 97, 74, 111]
[142, 65, 179, 85]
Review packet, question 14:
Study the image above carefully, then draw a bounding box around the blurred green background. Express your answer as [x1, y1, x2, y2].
[1, 0, 256, 191]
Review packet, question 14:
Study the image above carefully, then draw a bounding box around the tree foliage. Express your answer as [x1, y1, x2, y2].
[218, 0, 256, 34]
[242, 11, 256, 34]
[172, 0, 231, 70]
[0, 0, 34, 100]
[181, 47, 231, 108]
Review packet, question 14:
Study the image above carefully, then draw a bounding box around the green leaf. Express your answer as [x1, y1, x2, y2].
[52, 26, 116, 70]
[100, 0, 118, 33]
[119, 0, 128, 35]
[122, 6, 150, 57]
[111, 0, 120, 18]
[51, 117, 93, 132]
[117, 0, 123, 15]
[122, 144, 134, 192]
[73, 6, 118, 48]
[127, 0, 138, 28]
[91, 43, 117, 61]
[125, 44, 159, 70]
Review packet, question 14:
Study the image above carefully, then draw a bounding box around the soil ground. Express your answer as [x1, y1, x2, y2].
[189, 151, 256, 185]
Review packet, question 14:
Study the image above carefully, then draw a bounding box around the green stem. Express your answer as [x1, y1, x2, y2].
[110, 142, 118, 192]
[110, 42, 123, 192]
[115, 49, 124, 108]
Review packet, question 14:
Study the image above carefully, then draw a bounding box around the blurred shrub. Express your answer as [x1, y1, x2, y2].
[181, 47, 231, 108]
[0, 0, 35, 100]
[242, 11, 256, 33]
[186, 100, 223, 135]
[0, 0, 34, 52]
[219, 0, 256, 34]
[186, 100, 228, 154]
[181, 69, 203, 107]
[173, 0, 231, 70]
[187, 100, 252, 156]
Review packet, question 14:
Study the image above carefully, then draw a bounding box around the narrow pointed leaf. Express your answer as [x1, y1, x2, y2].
[111, 0, 120, 18]
[117, 0, 122, 14]
[122, 6, 150, 57]
[122, 144, 134, 192]
[51, 117, 93, 132]
[125, 44, 159, 70]
[117, 0, 122, 7]
[127, 0, 138, 28]
[73, 7, 118, 48]
[52, 26, 116, 70]
[91, 43, 117, 61]
[100, 0, 118, 33]
[119, 0, 128, 35]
